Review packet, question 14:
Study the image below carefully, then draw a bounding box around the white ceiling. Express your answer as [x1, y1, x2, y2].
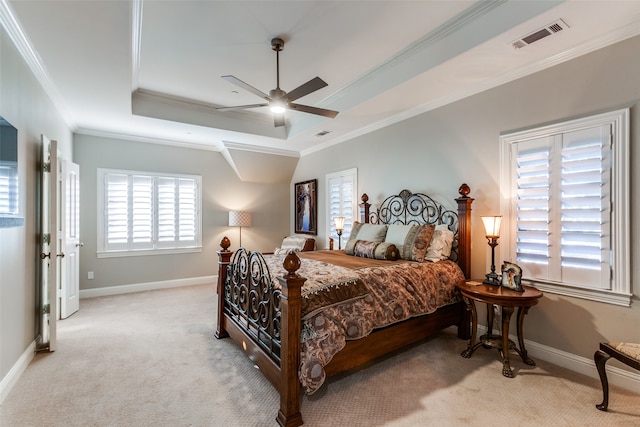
[4, 1, 640, 157]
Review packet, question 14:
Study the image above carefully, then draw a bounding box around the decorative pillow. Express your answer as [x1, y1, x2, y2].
[424, 224, 455, 262]
[348, 221, 388, 242]
[352, 240, 399, 260]
[403, 224, 435, 262]
[384, 224, 420, 260]
[273, 235, 315, 255]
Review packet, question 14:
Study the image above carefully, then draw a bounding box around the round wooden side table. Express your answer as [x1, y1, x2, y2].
[456, 280, 543, 378]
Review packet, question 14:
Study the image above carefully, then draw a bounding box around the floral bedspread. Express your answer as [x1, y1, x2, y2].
[294, 255, 464, 394]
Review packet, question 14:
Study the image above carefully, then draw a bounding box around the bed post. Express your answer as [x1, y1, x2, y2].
[215, 237, 232, 339]
[360, 193, 370, 223]
[276, 252, 306, 427]
[455, 183, 473, 280]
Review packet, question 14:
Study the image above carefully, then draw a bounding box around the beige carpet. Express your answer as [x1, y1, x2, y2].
[1, 284, 639, 427]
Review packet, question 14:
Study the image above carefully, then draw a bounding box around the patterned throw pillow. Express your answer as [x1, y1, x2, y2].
[404, 224, 435, 262]
[352, 240, 399, 260]
[424, 224, 455, 262]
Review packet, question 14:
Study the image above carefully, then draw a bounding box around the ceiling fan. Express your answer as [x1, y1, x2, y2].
[217, 37, 339, 127]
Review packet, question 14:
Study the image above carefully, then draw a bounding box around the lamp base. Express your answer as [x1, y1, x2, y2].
[483, 271, 501, 286]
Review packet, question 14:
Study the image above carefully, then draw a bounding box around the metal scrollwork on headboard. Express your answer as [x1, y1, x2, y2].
[364, 189, 461, 262]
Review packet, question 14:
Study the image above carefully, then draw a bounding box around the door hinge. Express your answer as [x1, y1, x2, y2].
[43, 161, 51, 173]
[43, 304, 50, 314]
[42, 233, 51, 244]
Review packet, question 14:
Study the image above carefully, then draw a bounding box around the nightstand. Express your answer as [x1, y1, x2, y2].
[456, 280, 543, 378]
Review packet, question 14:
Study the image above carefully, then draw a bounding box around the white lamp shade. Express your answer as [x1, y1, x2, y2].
[334, 216, 345, 231]
[229, 211, 252, 227]
[481, 216, 502, 238]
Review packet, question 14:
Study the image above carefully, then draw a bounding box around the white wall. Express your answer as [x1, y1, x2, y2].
[294, 35, 640, 365]
[0, 26, 72, 387]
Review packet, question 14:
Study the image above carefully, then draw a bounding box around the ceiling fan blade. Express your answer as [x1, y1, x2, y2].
[221, 75, 271, 101]
[288, 102, 338, 118]
[285, 77, 328, 102]
[274, 113, 285, 127]
[216, 103, 268, 111]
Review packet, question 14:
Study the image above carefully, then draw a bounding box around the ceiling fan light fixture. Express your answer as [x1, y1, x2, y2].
[270, 102, 286, 114]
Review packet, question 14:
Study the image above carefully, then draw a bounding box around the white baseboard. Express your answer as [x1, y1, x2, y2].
[0, 340, 35, 405]
[477, 325, 640, 394]
[79, 275, 216, 299]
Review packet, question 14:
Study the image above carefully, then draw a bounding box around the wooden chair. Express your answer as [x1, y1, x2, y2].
[594, 342, 640, 411]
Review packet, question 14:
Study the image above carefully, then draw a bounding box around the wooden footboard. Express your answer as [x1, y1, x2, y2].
[216, 184, 473, 426]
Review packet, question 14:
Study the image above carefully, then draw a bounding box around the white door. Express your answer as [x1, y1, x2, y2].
[60, 160, 80, 319]
[39, 136, 58, 351]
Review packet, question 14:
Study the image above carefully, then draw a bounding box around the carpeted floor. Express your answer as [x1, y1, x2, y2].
[1, 284, 639, 426]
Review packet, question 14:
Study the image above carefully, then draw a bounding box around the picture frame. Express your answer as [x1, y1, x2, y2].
[501, 261, 524, 292]
[294, 179, 317, 235]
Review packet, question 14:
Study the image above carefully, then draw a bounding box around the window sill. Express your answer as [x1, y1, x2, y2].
[97, 246, 203, 259]
[524, 279, 632, 307]
[0, 216, 24, 228]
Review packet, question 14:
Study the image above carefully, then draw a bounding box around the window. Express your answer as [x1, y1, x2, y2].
[500, 109, 630, 306]
[326, 168, 357, 249]
[0, 161, 18, 215]
[97, 168, 202, 257]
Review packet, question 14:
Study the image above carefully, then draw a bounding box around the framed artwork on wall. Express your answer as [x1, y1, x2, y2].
[294, 179, 317, 235]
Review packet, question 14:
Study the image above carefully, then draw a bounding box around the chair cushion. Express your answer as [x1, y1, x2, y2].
[609, 342, 640, 361]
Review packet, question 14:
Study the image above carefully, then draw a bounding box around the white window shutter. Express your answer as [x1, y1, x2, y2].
[0, 161, 18, 214]
[105, 173, 129, 250]
[512, 127, 611, 290]
[558, 125, 611, 289]
[513, 136, 552, 281]
[326, 169, 357, 247]
[100, 169, 201, 253]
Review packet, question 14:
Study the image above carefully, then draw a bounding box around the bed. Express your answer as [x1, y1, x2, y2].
[215, 185, 474, 426]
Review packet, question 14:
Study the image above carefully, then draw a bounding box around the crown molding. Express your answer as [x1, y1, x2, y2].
[222, 141, 299, 158]
[75, 127, 221, 152]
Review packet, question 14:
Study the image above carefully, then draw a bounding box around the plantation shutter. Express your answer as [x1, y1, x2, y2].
[102, 170, 200, 252]
[131, 175, 153, 247]
[513, 125, 611, 289]
[105, 173, 130, 250]
[0, 162, 18, 215]
[157, 177, 198, 247]
[327, 172, 356, 242]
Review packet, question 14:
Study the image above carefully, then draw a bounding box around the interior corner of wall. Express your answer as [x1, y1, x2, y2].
[221, 148, 244, 181]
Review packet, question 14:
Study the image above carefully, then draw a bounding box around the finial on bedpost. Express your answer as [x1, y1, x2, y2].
[282, 251, 302, 278]
[220, 236, 231, 252]
[360, 193, 371, 224]
[458, 183, 471, 198]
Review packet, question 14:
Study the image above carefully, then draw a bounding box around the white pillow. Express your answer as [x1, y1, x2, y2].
[385, 224, 421, 260]
[424, 224, 454, 262]
[350, 223, 388, 242]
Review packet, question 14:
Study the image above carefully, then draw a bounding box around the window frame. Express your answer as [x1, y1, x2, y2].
[325, 168, 358, 250]
[97, 168, 203, 258]
[499, 108, 630, 306]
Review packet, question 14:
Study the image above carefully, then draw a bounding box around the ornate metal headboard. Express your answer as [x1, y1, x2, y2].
[359, 184, 473, 269]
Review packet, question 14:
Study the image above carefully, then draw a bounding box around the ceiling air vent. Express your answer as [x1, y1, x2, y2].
[511, 19, 569, 50]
